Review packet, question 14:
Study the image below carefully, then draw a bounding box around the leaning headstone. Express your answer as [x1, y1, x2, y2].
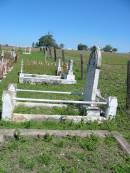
[83, 46, 102, 118]
[84, 46, 102, 102]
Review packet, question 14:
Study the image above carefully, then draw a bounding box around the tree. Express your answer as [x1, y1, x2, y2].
[38, 33, 57, 47]
[112, 48, 118, 52]
[35, 42, 39, 48]
[77, 43, 88, 50]
[32, 42, 35, 48]
[59, 43, 64, 49]
[103, 45, 113, 52]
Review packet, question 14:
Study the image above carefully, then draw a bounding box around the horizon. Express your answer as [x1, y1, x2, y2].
[0, 0, 130, 53]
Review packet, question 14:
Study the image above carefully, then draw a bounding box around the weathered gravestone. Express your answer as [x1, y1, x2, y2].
[23, 47, 31, 54]
[67, 60, 75, 81]
[84, 46, 118, 119]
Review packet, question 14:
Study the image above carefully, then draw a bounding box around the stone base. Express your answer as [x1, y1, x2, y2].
[19, 73, 77, 85]
[12, 113, 106, 123]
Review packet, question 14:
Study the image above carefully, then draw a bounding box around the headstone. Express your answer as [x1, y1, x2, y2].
[67, 60, 75, 81]
[57, 59, 62, 75]
[2, 84, 16, 120]
[84, 46, 102, 103]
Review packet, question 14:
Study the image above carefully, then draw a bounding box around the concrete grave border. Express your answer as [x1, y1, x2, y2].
[0, 129, 130, 155]
[19, 58, 76, 84]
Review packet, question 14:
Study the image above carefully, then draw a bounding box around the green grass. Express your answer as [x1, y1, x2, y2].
[0, 135, 130, 173]
[0, 50, 130, 172]
[0, 50, 130, 133]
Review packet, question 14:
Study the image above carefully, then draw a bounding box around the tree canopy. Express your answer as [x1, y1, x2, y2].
[77, 43, 88, 50]
[38, 33, 58, 47]
[103, 45, 113, 52]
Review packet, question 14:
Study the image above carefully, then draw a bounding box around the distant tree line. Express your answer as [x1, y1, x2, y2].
[77, 43, 117, 52]
[32, 33, 118, 52]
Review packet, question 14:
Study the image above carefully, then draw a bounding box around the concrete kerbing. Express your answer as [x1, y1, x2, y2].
[0, 129, 129, 155]
[112, 131, 130, 155]
[12, 113, 107, 123]
[0, 135, 5, 144]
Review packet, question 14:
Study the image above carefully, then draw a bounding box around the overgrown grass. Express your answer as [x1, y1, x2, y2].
[0, 135, 129, 173]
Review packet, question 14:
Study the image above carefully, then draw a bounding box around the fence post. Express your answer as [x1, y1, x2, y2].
[61, 49, 65, 63]
[80, 54, 84, 80]
[48, 47, 52, 58]
[126, 60, 130, 113]
[54, 47, 57, 61]
[43, 48, 45, 55]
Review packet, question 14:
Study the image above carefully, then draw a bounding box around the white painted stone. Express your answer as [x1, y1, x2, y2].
[105, 97, 118, 118]
[57, 59, 62, 75]
[2, 91, 14, 120]
[66, 60, 76, 81]
[23, 47, 31, 54]
[19, 59, 77, 84]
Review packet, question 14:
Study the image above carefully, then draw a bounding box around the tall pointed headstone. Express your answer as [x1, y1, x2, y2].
[84, 46, 102, 103]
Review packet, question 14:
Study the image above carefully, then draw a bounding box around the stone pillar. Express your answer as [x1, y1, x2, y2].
[57, 59, 62, 76]
[67, 60, 75, 81]
[105, 97, 118, 118]
[2, 84, 16, 120]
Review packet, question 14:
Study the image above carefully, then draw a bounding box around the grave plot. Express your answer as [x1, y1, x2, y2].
[2, 46, 118, 122]
[0, 130, 130, 172]
[19, 56, 77, 84]
[23, 47, 32, 54]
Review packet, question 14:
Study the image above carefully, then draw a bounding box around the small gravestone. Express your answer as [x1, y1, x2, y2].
[57, 59, 62, 75]
[67, 60, 75, 81]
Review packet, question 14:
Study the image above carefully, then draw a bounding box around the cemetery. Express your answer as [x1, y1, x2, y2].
[0, 1, 130, 172]
[0, 46, 130, 172]
[2, 47, 118, 122]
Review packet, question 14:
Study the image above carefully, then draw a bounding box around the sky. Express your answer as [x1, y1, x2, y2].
[0, 0, 130, 52]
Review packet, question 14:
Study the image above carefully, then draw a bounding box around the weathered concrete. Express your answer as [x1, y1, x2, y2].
[12, 113, 107, 122]
[0, 129, 129, 155]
